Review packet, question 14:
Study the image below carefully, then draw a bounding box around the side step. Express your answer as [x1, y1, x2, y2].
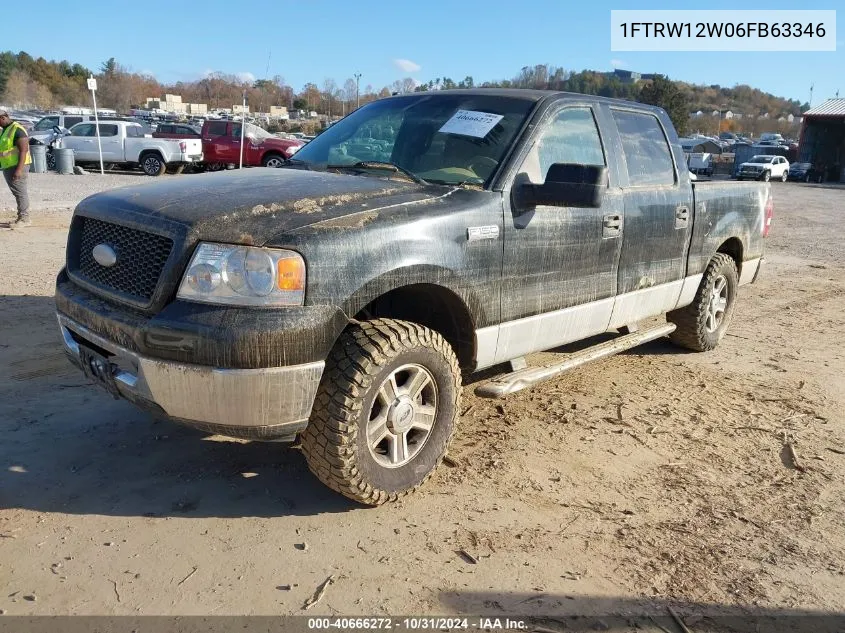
[475, 323, 676, 398]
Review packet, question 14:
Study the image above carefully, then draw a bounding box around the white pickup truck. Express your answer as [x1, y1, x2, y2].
[62, 121, 203, 176]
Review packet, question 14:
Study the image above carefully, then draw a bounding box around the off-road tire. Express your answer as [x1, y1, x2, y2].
[301, 319, 461, 505]
[667, 253, 738, 352]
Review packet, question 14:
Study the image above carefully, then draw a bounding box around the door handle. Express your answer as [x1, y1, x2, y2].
[675, 206, 690, 229]
[603, 214, 622, 229]
[602, 213, 622, 238]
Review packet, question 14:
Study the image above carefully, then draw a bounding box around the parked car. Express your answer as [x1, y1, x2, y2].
[737, 155, 789, 182]
[786, 162, 825, 183]
[153, 123, 202, 139]
[31, 114, 133, 143]
[200, 120, 303, 169]
[55, 90, 771, 504]
[61, 121, 203, 176]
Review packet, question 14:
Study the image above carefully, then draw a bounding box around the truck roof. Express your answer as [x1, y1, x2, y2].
[381, 88, 656, 112]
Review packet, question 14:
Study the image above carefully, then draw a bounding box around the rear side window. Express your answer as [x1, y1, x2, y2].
[99, 124, 118, 137]
[612, 110, 675, 186]
[64, 116, 83, 128]
[205, 121, 228, 136]
[126, 126, 144, 138]
[158, 125, 172, 134]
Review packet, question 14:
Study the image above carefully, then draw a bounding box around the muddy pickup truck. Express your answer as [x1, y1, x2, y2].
[56, 89, 773, 505]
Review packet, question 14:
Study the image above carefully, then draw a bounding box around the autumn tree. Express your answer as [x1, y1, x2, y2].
[638, 74, 690, 135]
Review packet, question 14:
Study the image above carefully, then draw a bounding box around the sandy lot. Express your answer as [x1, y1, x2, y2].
[1, 174, 843, 628]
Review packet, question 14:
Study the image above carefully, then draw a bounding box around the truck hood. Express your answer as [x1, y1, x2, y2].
[74, 168, 443, 246]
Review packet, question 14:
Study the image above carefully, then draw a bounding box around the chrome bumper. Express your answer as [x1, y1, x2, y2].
[58, 314, 324, 439]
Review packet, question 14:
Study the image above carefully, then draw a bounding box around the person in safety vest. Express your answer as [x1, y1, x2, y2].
[0, 109, 32, 229]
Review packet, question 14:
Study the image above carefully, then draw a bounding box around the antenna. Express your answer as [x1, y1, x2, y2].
[809, 83, 814, 108]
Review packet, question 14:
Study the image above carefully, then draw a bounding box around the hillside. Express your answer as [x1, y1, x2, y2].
[1, 52, 806, 135]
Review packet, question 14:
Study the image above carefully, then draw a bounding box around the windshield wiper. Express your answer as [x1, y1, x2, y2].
[425, 179, 484, 190]
[327, 161, 429, 185]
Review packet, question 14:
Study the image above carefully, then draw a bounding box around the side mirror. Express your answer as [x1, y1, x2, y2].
[516, 163, 608, 208]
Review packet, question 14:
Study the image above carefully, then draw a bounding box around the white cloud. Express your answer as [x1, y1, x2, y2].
[393, 58, 421, 73]
[610, 59, 627, 69]
[236, 71, 256, 83]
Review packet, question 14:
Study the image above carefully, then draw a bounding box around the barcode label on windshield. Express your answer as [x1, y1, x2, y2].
[439, 110, 504, 138]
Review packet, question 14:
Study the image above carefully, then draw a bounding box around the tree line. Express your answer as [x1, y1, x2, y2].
[1, 52, 807, 136]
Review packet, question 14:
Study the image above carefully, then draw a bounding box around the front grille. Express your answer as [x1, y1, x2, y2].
[73, 217, 173, 303]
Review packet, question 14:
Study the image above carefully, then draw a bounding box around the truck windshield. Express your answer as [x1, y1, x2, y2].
[290, 94, 536, 186]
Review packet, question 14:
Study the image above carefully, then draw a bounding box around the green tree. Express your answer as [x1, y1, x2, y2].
[638, 75, 689, 135]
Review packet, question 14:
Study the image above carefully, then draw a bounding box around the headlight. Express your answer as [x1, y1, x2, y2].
[177, 243, 305, 306]
[286, 145, 300, 156]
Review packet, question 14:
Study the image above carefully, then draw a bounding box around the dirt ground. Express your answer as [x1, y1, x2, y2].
[1, 174, 843, 628]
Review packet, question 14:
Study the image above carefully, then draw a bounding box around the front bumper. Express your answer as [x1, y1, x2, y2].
[59, 313, 324, 440]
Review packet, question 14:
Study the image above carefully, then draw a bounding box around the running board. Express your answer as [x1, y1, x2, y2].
[475, 323, 676, 398]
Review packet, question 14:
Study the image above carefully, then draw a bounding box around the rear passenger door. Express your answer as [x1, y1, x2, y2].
[202, 121, 230, 162]
[97, 124, 123, 161]
[607, 108, 693, 328]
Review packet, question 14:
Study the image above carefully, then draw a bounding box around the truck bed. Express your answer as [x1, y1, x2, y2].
[688, 180, 768, 277]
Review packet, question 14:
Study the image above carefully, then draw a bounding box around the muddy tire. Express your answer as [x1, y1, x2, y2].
[667, 253, 738, 352]
[301, 318, 461, 505]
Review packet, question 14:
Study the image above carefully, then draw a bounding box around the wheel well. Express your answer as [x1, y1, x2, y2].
[262, 151, 284, 161]
[716, 237, 743, 275]
[354, 284, 476, 369]
[139, 150, 164, 161]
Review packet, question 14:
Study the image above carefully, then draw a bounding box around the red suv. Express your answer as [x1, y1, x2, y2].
[201, 120, 303, 169]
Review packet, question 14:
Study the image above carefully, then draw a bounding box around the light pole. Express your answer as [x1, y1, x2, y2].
[354, 72, 362, 109]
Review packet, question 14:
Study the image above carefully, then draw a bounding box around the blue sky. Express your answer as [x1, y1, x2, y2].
[5, 0, 843, 106]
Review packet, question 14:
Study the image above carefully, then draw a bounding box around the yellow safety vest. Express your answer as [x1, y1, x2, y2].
[0, 122, 32, 170]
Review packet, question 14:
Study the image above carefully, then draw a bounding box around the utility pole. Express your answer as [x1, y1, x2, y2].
[354, 72, 362, 109]
[809, 84, 814, 108]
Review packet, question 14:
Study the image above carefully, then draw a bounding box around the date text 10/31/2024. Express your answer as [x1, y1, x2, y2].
[307, 617, 527, 630]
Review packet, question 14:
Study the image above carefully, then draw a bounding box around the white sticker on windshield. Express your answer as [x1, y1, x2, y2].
[438, 110, 504, 138]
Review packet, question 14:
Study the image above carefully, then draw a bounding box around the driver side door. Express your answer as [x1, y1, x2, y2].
[492, 103, 624, 365]
[63, 123, 97, 161]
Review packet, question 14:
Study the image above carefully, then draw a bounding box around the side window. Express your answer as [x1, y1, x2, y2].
[71, 124, 94, 137]
[64, 116, 83, 128]
[205, 121, 228, 136]
[99, 124, 119, 137]
[519, 107, 605, 184]
[126, 126, 144, 138]
[611, 110, 675, 186]
[158, 125, 171, 134]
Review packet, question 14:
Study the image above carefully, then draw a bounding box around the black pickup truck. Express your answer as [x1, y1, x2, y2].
[56, 89, 773, 505]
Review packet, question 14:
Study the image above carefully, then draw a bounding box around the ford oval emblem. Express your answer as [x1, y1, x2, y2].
[92, 244, 117, 268]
